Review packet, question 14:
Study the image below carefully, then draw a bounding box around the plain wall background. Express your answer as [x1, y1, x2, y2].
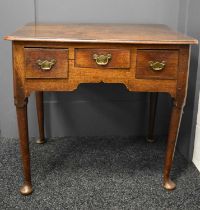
[35, 0, 179, 28]
[0, 1, 36, 137]
[0, 0, 199, 161]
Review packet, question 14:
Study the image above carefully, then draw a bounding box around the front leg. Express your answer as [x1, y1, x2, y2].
[15, 98, 33, 195]
[163, 101, 183, 190]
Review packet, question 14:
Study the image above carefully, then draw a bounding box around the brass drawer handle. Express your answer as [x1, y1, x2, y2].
[149, 61, 166, 71]
[93, 54, 112, 66]
[36, 59, 56, 71]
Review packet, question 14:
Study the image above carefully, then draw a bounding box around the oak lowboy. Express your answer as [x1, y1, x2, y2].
[4, 23, 198, 195]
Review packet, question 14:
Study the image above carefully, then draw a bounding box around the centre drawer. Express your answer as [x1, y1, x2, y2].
[24, 48, 68, 79]
[74, 48, 131, 69]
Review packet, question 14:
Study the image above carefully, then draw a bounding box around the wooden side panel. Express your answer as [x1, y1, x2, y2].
[175, 45, 190, 107]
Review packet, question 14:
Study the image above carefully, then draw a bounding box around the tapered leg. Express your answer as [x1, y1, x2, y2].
[163, 103, 183, 190]
[36, 92, 45, 144]
[16, 100, 33, 195]
[147, 92, 158, 143]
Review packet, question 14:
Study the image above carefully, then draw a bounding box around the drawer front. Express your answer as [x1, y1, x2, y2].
[75, 48, 131, 69]
[136, 50, 179, 79]
[25, 48, 68, 79]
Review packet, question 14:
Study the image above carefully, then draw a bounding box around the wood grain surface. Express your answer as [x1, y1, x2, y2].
[4, 23, 198, 44]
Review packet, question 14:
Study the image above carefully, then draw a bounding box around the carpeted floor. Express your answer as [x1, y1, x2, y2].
[0, 136, 200, 210]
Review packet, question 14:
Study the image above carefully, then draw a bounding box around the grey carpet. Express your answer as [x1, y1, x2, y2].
[0, 136, 200, 210]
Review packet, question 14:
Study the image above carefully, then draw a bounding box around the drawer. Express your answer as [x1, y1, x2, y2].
[24, 48, 68, 79]
[75, 48, 131, 69]
[136, 49, 179, 79]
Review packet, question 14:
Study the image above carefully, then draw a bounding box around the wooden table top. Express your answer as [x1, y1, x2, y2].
[4, 23, 198, 45]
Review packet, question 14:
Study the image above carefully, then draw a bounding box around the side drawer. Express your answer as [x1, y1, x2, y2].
[24, 48, 68, 79]
[136, 49, 179, 79]
[75, 48, 131, 69]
